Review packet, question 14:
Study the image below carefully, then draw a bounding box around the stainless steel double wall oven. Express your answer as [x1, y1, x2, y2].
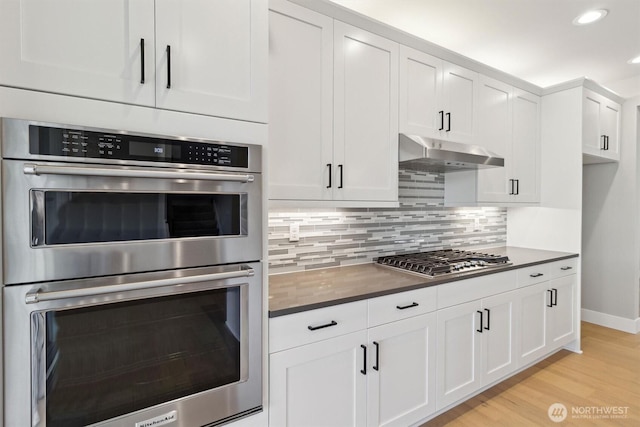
[2, 118, 263, 427]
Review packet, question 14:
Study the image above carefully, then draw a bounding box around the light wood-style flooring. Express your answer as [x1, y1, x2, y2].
[423, 322, 640, 426]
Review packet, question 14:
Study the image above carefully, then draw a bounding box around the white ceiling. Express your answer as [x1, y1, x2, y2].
[329, 0, 640, 98]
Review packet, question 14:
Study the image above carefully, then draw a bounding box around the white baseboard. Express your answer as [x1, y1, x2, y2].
[581, 308, 640, 334]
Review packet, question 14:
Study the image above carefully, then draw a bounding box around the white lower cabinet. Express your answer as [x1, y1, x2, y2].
[269, 259, 578, 426]
[270, 330, 368, 427]
[435, 291, 517, 410]
[517, 269, 577, 367]
[269, 294, 437, 427]
[367, 313, 437, 427]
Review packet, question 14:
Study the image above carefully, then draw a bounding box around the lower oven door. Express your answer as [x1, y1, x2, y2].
[3, 262, 262, 427]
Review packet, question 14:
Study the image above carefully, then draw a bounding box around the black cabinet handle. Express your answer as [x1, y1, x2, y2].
[307, 320, 338, 331]
[476, 310, 484, 333]
[373, 341, 380, 371]
[530, 273, 544, 278]
[166, 45, 172, 89]
[605, 135, 610, 150]
[360, 344, 367, 375]
[326, 164, 332, 188]
[484, 308, 491, 331]
[509, 179, 515, 195]
[560, 266, 573, 271]
[396, 302, 419, 310]
[515, 179, 520, 195]
[338, 164, 343, 189]
[601, 135, 606, 150]
[140, 38, 145, 84]
[446, 112, 451, 132]
[547, 289, 553, 308]
[552, 288, 558, 307]
[438, 110, 444, 130]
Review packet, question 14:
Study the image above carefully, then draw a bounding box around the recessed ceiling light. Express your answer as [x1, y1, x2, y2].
[628, 55, 640, 64]
[573, 9, 608, 25]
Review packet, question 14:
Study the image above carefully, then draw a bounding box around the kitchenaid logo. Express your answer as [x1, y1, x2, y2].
[135, 411, 177, 427]
[548, 403, 630, 422]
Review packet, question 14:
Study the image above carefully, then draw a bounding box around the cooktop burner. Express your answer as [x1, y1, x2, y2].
[377, 249, 511, 278]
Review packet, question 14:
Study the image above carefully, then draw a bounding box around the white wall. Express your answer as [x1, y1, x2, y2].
[507, 87, 583, 253]
[581, 96, 640, 328]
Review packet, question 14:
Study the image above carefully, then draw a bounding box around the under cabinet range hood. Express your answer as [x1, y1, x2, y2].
[399, 134, 504, 172]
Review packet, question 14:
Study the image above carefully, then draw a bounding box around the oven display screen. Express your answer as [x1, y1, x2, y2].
[129, 140, 178, 159]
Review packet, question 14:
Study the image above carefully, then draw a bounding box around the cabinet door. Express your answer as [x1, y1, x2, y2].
[481, 291, 518, 385]
[517, 282, 549, 367]
[511, 89, 541, 202]
[600, 99, 620, 160]
[0, 0, 155, 106]
[436, 300, 482, 410]
[155, 0, 267, 122]
[476, 76, 512, 203]
[399, 46, 443, 138]
[547, 275, 577, 349]
[367, 313, 436, 427]
[441, 62, 478, 144]
[333, 22, 399, 202]
[268, 0, 333, 200]
[270, 331, 367, 427]
[582, 89, 621, 162]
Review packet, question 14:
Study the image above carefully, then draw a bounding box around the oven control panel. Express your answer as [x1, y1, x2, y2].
[28, 124, 249, 167]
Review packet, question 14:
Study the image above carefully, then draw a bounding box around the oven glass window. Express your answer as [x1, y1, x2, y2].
[36, 191, 243, 245]
[37, 287, 243, 427]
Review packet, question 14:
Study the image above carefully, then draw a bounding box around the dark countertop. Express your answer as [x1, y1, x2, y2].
[268, 246, 578, 317]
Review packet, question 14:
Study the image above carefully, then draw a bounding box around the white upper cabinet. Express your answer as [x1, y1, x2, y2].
[333, 21, 399, 203]
[0, 0, 156, 106]
[583, 88, 620, 163]
[445, 76, 540, 206]
[269, 0, 399, 205]
[155, 0, 267, 122]
[0, 0, 267, 123]
[399, 45, 478, 144]
[268, 0, 333, 200]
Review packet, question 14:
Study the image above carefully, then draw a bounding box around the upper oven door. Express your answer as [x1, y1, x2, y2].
[2, 160, 262, 284]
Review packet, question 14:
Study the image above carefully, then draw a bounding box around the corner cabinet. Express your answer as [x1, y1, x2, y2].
[444, 76, 540, 206]
[399, 45, 478, 144]
[269, 0, 399, 205]
[583, 89, 620, 163]
[0, 0, 267, 123]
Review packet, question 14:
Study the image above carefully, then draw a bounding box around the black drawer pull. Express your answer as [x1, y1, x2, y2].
[373, 341, 380, 371]
[547, 289, 553, 308]
[307, 320, 338, 331]
[396, 302, 419, 310]
[360, 344, 367, 375]
[560, 266, 573, 271]
[476, 310, 484, 333]
[530, 273, 544, 278]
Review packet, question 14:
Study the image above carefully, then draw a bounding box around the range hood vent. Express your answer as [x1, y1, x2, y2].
[399, 134, 504, 172]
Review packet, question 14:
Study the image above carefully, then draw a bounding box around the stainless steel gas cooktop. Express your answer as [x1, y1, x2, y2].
[377, 249, 511, 278]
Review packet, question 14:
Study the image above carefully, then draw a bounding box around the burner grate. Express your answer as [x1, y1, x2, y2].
[377, 249, 510, 277]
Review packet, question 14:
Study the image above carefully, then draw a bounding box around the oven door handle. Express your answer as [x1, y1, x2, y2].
[25, 267, 255, 304]
[23, 163, 255, 183]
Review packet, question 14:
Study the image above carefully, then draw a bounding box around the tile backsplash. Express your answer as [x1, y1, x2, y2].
[268, 170, 507, 273]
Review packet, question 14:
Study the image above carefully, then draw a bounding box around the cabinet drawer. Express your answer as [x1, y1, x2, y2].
[368, 286, 437, 327]
[548, 258, 578, 280]
[517, 264, 550, 287]
[269, 300, 368, 353]
[437, 270, 516, 309]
